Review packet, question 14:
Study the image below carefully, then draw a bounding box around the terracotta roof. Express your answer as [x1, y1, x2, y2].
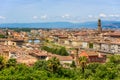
[74, 32, 88, 36]
[48, 54, 73, 61]
[57, 56, 73, 61]
[103, 31, 120, 37]
[79, 51, 106, 57]
[79, 51, 89, 57]
[58, 36, 68, 39]
[17, 55, 37, 65]
[28, 49, 48, 57]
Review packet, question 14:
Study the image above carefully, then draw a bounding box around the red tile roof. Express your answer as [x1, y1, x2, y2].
[48, 54, 73, 61]
[79, 51, 106, 57]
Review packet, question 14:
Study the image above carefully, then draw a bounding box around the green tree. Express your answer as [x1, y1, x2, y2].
[41, 46, 69, 56]
[89, 43, 93, 48]
[70, 61, 76, 68]
[6, 58, 17, 67]
[0, 56, 6, 70]
[33, 60, 47, 70]
[78, 56, 87, 73]
[0, 34, 5, 38]
[109, 55, 120, 64]
[59, 47, 69, 56]
[86, 62, 100, 73]
[47, 57, 61, 73]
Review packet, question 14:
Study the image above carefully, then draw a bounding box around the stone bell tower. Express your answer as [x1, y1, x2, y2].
[98, 19, 102, 33]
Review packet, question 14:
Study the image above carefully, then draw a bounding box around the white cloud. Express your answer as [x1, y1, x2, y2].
[88, 15, 93, 18]
[0, 16, 6, 19]
[109, 14, 120, 17]
[40, 15, 47, 20]
[32, 16, 38, 19]
[99, 13, 107, 18]
[62, 14, 70, 18]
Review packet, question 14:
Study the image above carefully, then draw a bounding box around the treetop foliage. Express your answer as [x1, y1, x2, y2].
[0, 55, 119, 80]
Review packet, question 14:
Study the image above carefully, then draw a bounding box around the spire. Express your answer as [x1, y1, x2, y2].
[98, 19, 102, 33]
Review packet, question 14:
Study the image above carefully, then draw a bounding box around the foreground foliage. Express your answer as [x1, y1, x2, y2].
[0, 55, 120, 80]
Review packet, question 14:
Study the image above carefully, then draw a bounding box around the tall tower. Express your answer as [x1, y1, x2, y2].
[98, 19, 102, 33]
[5, 27, 9, 39]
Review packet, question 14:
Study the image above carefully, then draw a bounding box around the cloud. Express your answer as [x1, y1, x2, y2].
[32, 16, 38, 19]
[32, 15, 47, 20]
[62, 14, 70, 18]
[88, 15, 93, 18]
[0, 16, 6, 19]
[109, 14, 120, 17]
[99, 13, 107, 18]
[88, 13, 107, 19]
[40, 15, 47, 20]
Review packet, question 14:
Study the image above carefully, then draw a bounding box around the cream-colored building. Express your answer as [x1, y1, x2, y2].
[4, 40, 16, 46]
[93, 43, 101, 51]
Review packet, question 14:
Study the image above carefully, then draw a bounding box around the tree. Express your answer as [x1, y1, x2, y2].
[78, 56, 87, 73]
[109, 55, 120, 64]
[0, 56, 6, 70]
[89, 43, 93, 48]
[6, 58, 17, 67]
[0, 34, 5, 38]
[41, 46, 69, 56]
[70, 61, 76, 68]
[47, 57, 61, 73]
[33, 60, 47, 70]
[59, 47, 69, 56]
[86, 62, 100, 73]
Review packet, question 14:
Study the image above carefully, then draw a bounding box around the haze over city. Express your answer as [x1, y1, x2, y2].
[0, 0, 120, 23]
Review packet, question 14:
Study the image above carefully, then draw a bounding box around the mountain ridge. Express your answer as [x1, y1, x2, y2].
[0, 21, 120, 29]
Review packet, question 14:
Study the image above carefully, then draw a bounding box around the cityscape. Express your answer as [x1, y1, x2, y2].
[0, 0, 120, 80]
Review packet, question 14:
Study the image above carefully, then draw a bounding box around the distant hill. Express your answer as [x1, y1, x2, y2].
[0, 21, 120, 29]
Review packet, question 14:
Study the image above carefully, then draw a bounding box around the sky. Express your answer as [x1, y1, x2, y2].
[0, 0, 120, 23]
